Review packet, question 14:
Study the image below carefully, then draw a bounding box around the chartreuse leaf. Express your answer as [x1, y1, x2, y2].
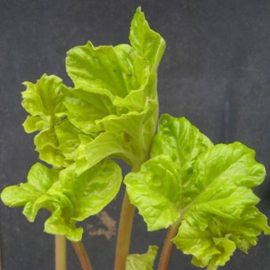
[66, 42, 149, 104]
[124, 155, 181, 231]
[1, 163, 59, 212]
[21, 74, 77, 167]
[129, 7, 166, 99]
[22, 74, 66, 121]
[63, 8, 165, 172]
[54, 119, 83, 162]
[174, 206, 270, 268]
[59, 159, 121, 222]
[125, 115, 213, 230]
[126, 246, 158, 270]
[130, 7, 165, 72]
[124, 114, 269, 268]
[1, 159, 121, 241]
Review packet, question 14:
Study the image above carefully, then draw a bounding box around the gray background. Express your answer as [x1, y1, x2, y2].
[1, 0, 270, 269]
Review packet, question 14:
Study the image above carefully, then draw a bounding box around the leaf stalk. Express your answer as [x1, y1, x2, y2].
[114, 163, 141, 270]
[55, 235, 67, 270]
[71, 241, 93, 270]
[114, 191, 135, 270]
[158, 219, 182, 270]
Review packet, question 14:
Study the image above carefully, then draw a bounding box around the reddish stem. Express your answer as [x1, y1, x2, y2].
[71, 241, 93, 270]
[114, 191, 135, 270]
[158, 220, 181, 270]
[55, 235, 67, 270]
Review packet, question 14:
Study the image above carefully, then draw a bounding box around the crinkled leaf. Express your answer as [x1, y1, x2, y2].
[130, 7, 165, 72]
[129, 7, 166, 99]
[125, 155, 180, 231]
[70, 100, 158, 175]
[63, 8, 164, 171]
[126, 245, 158, 270]
[173, 206, 270, 268]
[34, 129, 71, 167]
[44, 207, 83, 241]
[125, 114, 269, 267]
[59, 159, 121, 221]
[181, 143, 265, 230]
[151, 114, 213, 180]
[62, 86, 116, 134]
[21, 74, 74, 167]
[44, 159, 121, 240]
[54, 119, 82, 161]
[23, 116, 45, 133]
[125, 115, 213, 230]
[66, 42, 149, 102]
[1, 163, 60, 219]
[1, 160, 121, 241]
[74, 134, 95, 176]
[22, 74, 66, 131]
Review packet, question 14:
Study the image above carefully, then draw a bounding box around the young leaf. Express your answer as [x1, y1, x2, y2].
[66, 42, 149, 102]
[22, 74, 66, 121]
[129, 7, 166, 99]
[54, 119, 83, 162]
[124, 114, 269, 268]
[173, 206, 270, 268]
[63, 8, 165, 171]
[1, 163, 60, 220]
[22, 74, 72, 167]
[126, 245, 158, 270]
[1, 160, 121, 241]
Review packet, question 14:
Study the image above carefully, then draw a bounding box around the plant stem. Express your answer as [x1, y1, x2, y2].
[207, 266, 218, 270]
[158, 219, 182, 270]
[114, 164, 140, 270]
[55, 235, 67, 270]
[114, 191, 135, 270]
[71, 241, 93, 270]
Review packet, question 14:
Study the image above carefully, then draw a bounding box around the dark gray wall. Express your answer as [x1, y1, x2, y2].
[1, 0, 270, 269]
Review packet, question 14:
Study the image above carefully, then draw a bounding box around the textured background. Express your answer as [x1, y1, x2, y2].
[1, 0, 270, 269]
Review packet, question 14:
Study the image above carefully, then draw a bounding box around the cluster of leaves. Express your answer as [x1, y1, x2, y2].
[1, 8, 165, 242]
[125, 115, 270, 268]
[1, 7, 269, 270]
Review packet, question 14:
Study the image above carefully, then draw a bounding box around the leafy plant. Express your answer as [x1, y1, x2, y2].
[1, 7, 269, 270]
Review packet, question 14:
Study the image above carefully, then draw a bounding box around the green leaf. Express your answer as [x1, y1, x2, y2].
[1, 160, 122, 241]
[21, 74, 72, 167]
[173, 206, 270, 268]
[129, 8, 166, 95]
[22, 74, 66, 130]
[129, 7, 165, 100]
[66, 42, 149, 101]
[64, 89, 158, 172]
[125, 115, 214, 230]
[125, 155, 180, 231]
[59, 159, 121, 222]
[126, 245, 158, 270]
[34, 129, 71, 167]
[124, 114, 269, 268]
[63, 8, 165, 170]
[151, 114, 213, 182]
[55, 119, 83, 161]
[1, 163, 60, 220]
[62, 86, 116, 134]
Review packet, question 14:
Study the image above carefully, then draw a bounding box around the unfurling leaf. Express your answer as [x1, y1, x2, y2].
[21, 74, 73, 167]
